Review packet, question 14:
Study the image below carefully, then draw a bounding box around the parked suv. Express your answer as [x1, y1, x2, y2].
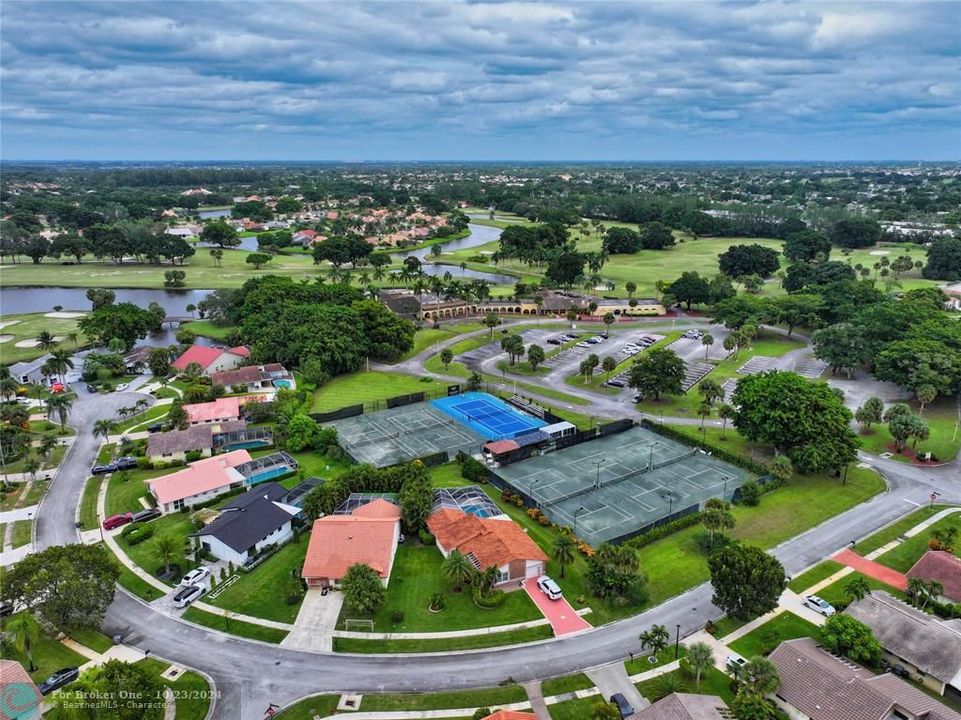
[114, 456, 138, 470]
[91, 463, 117, 475]
[172, 584, 206, 609]
[610, 693, 635, 718]
[102, 513, 133, 531]
[536, 575, 563, 600]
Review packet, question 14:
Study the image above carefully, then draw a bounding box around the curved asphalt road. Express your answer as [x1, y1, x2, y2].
[35, 383, 960, 720]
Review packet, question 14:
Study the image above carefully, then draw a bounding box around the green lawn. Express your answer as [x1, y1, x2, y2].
[332, 623, 552, 653]
[335, 542, 542, 633]
[358, 685, 526, 712]
[787, 560, 845, 593]
[636, 330, 806, 418]
[855, 397, 960, 462]
[113, 404, 171, 433]
[104, 467, 169, 517]
[273, 695, 341, 719]
[79, 477, 103, 530]
[728, 612, 822, 658]
[429, 461, 469, 487]
[117, 512, 197, 581]
[874, 513, 961, 573]
[67, 627, 114, 654]
[710, 616, 748, 639]
[180, 319, 237, 341]
[625, 645, 687, 675]
[0, 312, 91, 364]
[23, 479, 50, 505]
[541, 672, 595, 696]
[204, 534, 309, 623]
[854, 505, 950, 556]
[138, 657, 212, 720]
[549, 696, 611, 720]
[11, 519, 32, 547]
[815, 571, 907, 609]
[397, 321, 486, 361]
[634, 665, 736, 705]
[181, 607, 288, 643]
[311, 371, 439, 412]
[0, 612, 89, 684]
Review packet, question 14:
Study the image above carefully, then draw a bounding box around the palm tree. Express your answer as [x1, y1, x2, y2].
[639, 623, 670, 659]
[740, 657, 780, 695]
[602, 312, 615, 338]
[0, 375, 18, 401]
[5, 613, 42, 671]
[718, 403, 735, 439]
[844, 576, 872, 603]
[685, 641, 714, 692]
[625, 281, 636, 299]
[23, 456, 41, 482]
[441, 549, 475, 592]
[65, 332, 80, 352]
[931, 525, 958, 552]
[551, 534, 576, 579]
[701, 498, 735, 543]
[38, 434, 58, 461]
[650, 672, 687, 701]
[35, 330, 58, 353]
[769, 455, 794, 484]
[701, 332, 714, 361]
[48, 349, 74, 383]
[93, 419, 115, 442]
[45, 393, 73, 433]
[152, 534, 180, 577]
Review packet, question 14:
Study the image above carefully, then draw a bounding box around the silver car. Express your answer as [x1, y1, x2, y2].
[537, 575, 563, 600]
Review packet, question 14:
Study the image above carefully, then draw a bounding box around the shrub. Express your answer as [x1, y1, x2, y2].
[231, 384, 247, 394]
[428, 592, 446, 611]
[693, 531, 732, 555]
[459, 455, 488, 483]
[473, 587, 507, 608]
[623, 512, 703, 550]
[122, 526, 155, 546]
[737, 480, 762, 506]
[472, 710, 491, 720]
[537, 515, 551, 526]
[184, 450, 203, 463]
[418, 528, 435, 545]
[389, 610, 405, 624]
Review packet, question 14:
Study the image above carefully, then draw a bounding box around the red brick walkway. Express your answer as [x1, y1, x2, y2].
[833, 548, 908, 591]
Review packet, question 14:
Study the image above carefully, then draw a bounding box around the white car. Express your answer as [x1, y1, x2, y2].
[180, 567, 211, 587]
[726, 654, 747, 672]
[537, 575, 563, 600]
[171, 584, 206, 609]
[803, 594, 836, 616]
[114, 383, 129, 392]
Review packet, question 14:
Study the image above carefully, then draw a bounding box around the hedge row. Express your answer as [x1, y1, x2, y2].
[639, 419, 768, 475]
[622, 512, 703, 550]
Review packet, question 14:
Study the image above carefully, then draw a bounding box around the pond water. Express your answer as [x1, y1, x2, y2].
[197, 208, 231, 219]
[394, 223, 512, 283]
[197, 235, 260, 252]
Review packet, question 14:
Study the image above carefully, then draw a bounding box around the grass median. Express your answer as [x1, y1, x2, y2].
[333, 623, 552, 653]
[181, 607, 288, 644]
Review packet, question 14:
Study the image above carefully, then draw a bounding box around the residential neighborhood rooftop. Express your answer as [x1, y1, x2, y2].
[184, 396, 243, 424]
[302, 510, 399, 581]
[428, 508, 547, 571]
[907, 551, 961, 603]
[193, 482, 299, 553]
[631, 693, 730, 720]
[147, 449, 252, 506]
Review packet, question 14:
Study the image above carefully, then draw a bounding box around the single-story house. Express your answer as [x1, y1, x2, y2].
[172, 344, 251, 376]
[630, 693, 729, 720]
[146, 419, 250, 463]
[147, 449, 251, 514]
[210, 363, 291, 392]
[165, 225, 202, 237]
[907, 551, 961, 603]
[192, 482, 300, 565]
[184, 396, 244, 425]
[0, 659, 41, 719]
[769, 637, 961, 720]
[427, 508, 547, 588]
[301, 499, 401, 589]
[291, 229, 318, 246]
[845, 591, 961, 699]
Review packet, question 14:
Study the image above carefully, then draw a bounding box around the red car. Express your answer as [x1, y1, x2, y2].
[102, 513, 133, 530]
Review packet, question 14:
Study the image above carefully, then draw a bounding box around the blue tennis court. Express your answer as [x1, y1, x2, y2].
[431, 392, 546, 440]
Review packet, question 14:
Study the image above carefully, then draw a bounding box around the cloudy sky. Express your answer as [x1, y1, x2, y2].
[1, 1, 959, 161]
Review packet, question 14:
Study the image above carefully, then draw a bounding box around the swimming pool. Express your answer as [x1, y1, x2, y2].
[246, 465, 293, 485]
[273, 379, 293, 389]
[430, 391, 546, 440]
[223, 440, 271, 451]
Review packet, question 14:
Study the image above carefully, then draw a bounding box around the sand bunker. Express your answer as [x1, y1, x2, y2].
[15, 339, 41, 348]
[0, 335, 13, 343]
[44, 311, 86, 318]
[868, 250, 891, 256]
[0, 320, 22, 330]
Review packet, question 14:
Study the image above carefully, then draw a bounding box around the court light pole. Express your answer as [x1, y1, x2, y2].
[593, 458, 606, 490]
[529, 477, 541, 503]
[660, 491, 673, 519]
[573, 505, 587, 538]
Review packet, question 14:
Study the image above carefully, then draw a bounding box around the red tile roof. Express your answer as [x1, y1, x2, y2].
[184, 396, 242, 424]
[351, 499, 402, 519]
[428, 509, 547, 570]
[302, 508, 399, 581]
[485, 440, 519, 455]
[172, 345, 225, 371]
[228, 346, 251, 358]
[907, 550, 961, 602]
[147, 449, 251, 506]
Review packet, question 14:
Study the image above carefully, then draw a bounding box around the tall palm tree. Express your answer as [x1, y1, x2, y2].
[639, 624, 670, 659]
[5, 612, 41, 671]
[65, 332, 80, 352]
[38, 434, 58, 461]
[49, 349, 74, 383]
[650, 672, 687, 701]
[45, 393, 73, 433]
[551, 534, 576, 579]
[93, 419, 115, 441]
[441, 549, 475, 592]
[35, 330, 58, 353]
[740, 657, 781, 695]
[685, 641, 714, 692]
[701, 332, 714, 361]
[153, 534, 181, 577]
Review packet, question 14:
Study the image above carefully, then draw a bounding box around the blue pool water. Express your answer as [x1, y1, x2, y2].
[273, 379, 293, 389]
[430, 391, 546, 440]
[461, 503, 494, 518]
[224, 440, 271, 451]
[246, 465, 292, 485]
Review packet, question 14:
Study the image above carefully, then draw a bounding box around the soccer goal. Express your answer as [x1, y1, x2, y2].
[344, 619, 374, 632]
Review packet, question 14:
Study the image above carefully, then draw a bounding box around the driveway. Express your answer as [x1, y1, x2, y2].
[585, 662, 648, 713]
[523, 578, 591, 636]
[281, 588, 344, 652]
[832, 548, 908, 591]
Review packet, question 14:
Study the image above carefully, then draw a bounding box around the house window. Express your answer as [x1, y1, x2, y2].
[173, 499, 185, 510]
[496, 568, 509, 584]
